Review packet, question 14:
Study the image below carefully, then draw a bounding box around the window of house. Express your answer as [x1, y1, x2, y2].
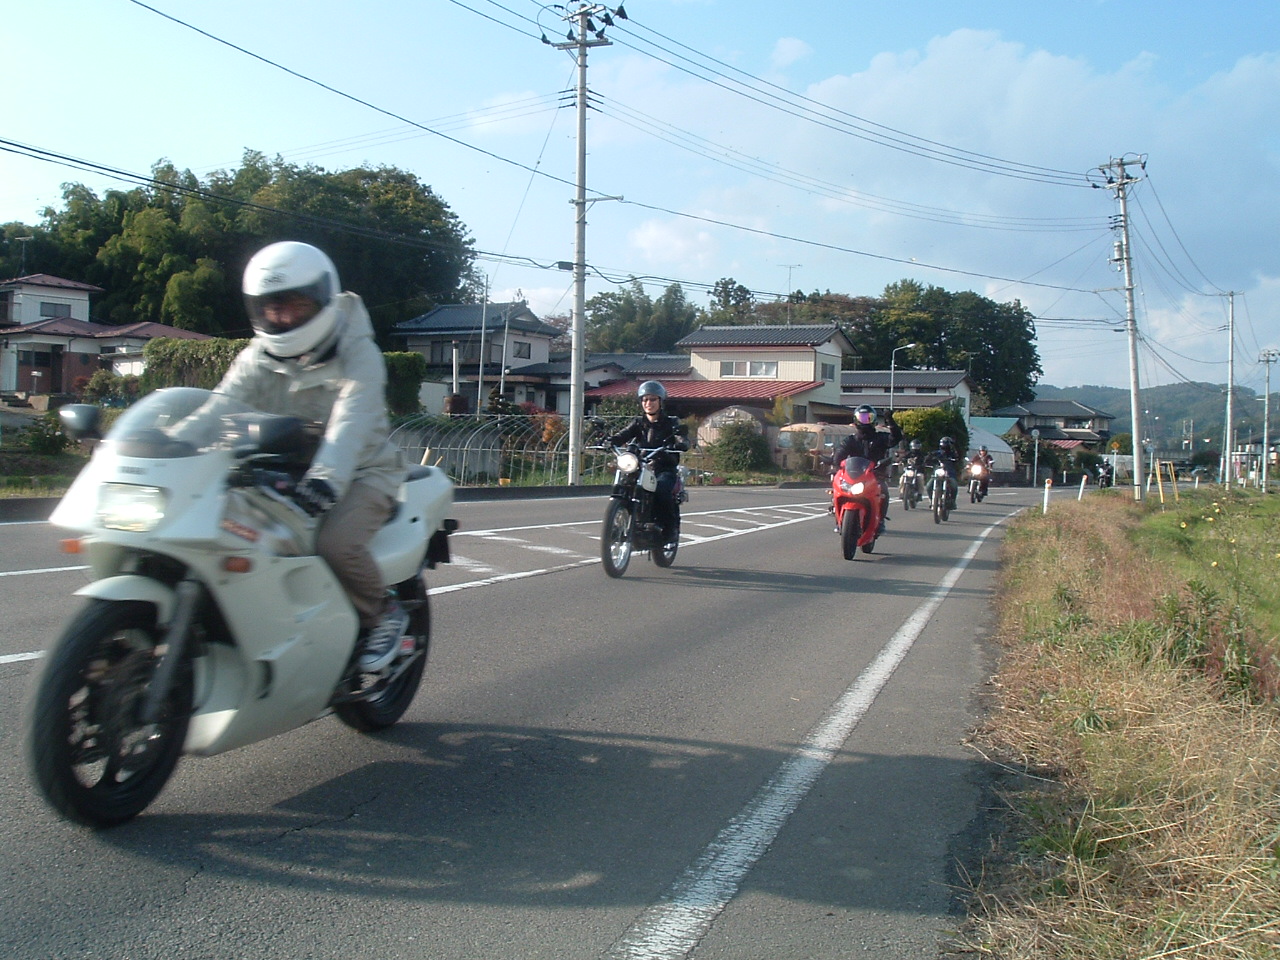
[820, 362, 836, 381]
[40, 302, 71, 318]
[916, 386, 937, 394]
[719, 360, 777, 377]
[512, 341, 532, 359]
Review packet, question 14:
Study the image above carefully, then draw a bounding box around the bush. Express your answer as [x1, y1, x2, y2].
[705, 421, 772, 473]
[20, 413, 71, 455]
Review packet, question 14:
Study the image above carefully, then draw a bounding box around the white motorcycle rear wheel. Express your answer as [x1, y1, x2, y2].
[334, 577, 430, 732]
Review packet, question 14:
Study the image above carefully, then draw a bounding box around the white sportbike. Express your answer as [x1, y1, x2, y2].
[26, 387, 455, 827]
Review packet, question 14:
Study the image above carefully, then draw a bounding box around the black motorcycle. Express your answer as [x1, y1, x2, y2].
[597, 443, 686, 578]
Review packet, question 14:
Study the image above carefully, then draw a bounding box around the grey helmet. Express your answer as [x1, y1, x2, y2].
[637, 380, 667, 401]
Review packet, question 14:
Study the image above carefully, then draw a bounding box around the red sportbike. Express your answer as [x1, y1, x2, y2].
[831, 455, 887, 560]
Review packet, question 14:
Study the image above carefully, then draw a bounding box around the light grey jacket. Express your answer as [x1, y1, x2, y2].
[213, 292, 405, 500]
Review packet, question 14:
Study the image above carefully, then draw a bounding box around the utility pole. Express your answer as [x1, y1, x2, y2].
[551, 4, 620, 484]
[1221, 291, 1238, 488]
[1262, 349, 1278, 494]
[1098, 156, 1144, 501]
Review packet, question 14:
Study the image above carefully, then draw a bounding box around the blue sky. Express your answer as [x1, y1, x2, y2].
[4, 0, 1278, 393]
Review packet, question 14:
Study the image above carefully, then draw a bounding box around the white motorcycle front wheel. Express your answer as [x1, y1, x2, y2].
[28, 599, 192, 828]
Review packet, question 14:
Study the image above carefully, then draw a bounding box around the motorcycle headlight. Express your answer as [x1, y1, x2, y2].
[616, 452, 640, 473]
[98, 483, 168, 532]
[840, 480, 865, 496]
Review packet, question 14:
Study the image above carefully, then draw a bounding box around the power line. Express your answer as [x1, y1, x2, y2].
[610, 14, 1089, 187]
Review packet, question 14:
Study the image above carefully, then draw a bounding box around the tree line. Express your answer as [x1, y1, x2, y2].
[1, 151, 474, 348]
[570, 276, 1041, 409]
[4, 152, 1040, 408]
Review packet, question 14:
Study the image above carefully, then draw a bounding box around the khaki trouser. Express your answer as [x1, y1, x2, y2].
[315, 480, 395, 630]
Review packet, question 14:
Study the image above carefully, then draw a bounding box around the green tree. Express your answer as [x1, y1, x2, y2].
[585, 281, 699, 353]
[856, 280, 1041, 407]
[706, 278, 754, 324]
[26, 152, 474, 346]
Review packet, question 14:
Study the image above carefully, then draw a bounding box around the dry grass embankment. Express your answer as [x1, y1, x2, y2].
[953, 489, 1280, 959]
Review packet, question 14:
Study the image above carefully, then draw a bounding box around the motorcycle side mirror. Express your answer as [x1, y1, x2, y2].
[59, 403, 103, 442]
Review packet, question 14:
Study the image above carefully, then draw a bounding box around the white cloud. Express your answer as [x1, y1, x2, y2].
[770, 37, 811, 70]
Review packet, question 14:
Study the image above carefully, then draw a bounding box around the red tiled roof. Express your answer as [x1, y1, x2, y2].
[1050, 439, 1085, 449]
[588, 379, 821, 400]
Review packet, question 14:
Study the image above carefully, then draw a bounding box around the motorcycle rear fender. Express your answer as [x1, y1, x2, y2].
[73, 575, 176, 624]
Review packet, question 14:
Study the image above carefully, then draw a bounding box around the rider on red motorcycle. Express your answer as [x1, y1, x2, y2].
[833, 405, 902, 534]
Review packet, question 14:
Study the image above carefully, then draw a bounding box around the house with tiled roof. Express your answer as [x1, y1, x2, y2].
[1, 274, 104, 328]
[2, 316, 211, 396]
[992, 399, 1116, 450]
[588, 324, 854, 421]
[840, 369, 976, 421]
[392, 301, 565, 412]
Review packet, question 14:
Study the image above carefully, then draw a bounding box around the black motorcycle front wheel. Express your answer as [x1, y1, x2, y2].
[28, 599, 192, 828]
[334, 574, 429, 732]
[601, 498, 634, 578]
[840, 510, 860, 560]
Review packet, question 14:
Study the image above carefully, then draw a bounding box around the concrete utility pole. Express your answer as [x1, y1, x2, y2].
[552, 4, 619, 484]
[1262, 349, 1278, 494]
[1098, 156, 1145, 501]
[1221, 291, 1238, 488]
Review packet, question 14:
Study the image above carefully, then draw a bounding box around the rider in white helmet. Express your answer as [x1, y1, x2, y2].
[214, 241, 408, 671]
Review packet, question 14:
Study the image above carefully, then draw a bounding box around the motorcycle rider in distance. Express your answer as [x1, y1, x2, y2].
[926, 436, 963, 509]
[899, 438, 927, 503]
[832, 404, 902, 535]
[192, 241, 408, 673]
[604, 381, 689, 547]
[968, 444, 994, 499]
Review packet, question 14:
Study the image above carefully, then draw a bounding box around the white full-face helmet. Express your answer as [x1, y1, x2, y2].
[242, 241, 342, 358]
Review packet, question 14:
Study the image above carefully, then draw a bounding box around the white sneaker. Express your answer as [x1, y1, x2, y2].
[359, 602, 409, 672]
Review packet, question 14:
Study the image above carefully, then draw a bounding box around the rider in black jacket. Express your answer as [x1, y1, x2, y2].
[925, 436, 963, 508]
[605, 381, 689, 545]
[832, 405, 902, 534]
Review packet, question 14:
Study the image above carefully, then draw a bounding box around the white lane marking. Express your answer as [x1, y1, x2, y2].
[2, 505, 833, 665]
[1, 651, 45, 664]
[0, 565, 89, 578]
[602, 519, 1007, 960]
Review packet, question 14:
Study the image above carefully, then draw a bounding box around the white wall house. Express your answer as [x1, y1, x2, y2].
[392, 301, 563, 413]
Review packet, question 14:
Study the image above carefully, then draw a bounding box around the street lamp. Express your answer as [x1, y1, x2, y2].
[889, 342, 916, 413]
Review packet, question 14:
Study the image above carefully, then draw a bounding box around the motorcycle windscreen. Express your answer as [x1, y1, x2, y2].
[841, 455, 873, 477]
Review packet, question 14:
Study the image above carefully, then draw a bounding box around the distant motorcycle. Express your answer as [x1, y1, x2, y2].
[926, 460, 956, 524]
[898, 461, 923, 510]
[597, 443, 687, 578]
[967, 461, 988, 503]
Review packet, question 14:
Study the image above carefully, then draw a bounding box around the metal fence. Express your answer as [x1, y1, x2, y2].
[389, 412, 640, 487]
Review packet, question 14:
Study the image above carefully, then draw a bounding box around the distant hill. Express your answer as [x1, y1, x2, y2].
[1035, 381, 1271, 453]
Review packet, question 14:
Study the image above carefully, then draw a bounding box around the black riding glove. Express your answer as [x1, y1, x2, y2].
[294, 477, 338, 517]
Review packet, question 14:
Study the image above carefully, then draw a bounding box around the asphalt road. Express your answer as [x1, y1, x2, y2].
[0, 484, 1047, 960]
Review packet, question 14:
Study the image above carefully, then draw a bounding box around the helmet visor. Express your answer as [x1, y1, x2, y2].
[245, 277, 331, 334]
